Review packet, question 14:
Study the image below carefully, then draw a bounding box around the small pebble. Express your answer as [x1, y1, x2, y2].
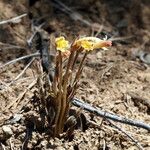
[41, 140, 48, 147]
[2, 125, 13, 136]
[96, 51, 102, 59]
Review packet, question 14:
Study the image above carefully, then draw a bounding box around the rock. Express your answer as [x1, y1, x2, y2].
[8, 114, 23, 124]
[96, 51, 102, 59]
[41, 140, 48, 147]
[2, 125, 13, 136]
[0, 125, 13, 140]
[138, 73, 150, 82]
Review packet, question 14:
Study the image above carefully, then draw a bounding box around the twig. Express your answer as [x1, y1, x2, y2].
[109, 36, 133, 42]
[9, 137, 14, 150]
[0, 143, 6, 150]
[13, 79, 37, 109]
[27, 31, 37, 47]
[72, 98, 150, 131]
[0, 42, 26, 51]
[0, 14, 27, 25]
[0, 46, 25, 51]
[52, 0, 133, 42]
[0, 52, 39, 69]
[8, 58, 35, 86]
[103, 139, 106, 150]
[52, 0, 91, 26]
[2, 79, 37, 112]
[27, 23, 45, 47]
[108, 120, 144, 150]
[0, 52, 54, 70]
[94, 25, 103, 37]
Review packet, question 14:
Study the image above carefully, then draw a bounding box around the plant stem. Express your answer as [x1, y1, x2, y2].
[71, 50, 80, 70]
[57, 51, 65, 134]
[53, 53, 62, 136]
[73, 52, 87, 85]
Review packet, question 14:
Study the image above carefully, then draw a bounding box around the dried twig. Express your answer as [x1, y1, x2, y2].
[0, 14, 27, 25]
[53, 0, 133, 42]
[109, 36, 133, 42]
[8, 58, 35, 86]
[108, 120, 144, 150]
[94, 25, 103, 37]
[0, 52, 39, 69]
[72, 98, 150, 131]
[0, 143, 6, 150]
[3, 79, 37, 112]
[0, 46, 25, 51]
[27, 23, 45, 47]
[52, 0, 92, 26]
[9, 137, 14, 150]
[0, 42, 25, 51]
[0, 51, 55, 70]
[103, 139, 106, 150]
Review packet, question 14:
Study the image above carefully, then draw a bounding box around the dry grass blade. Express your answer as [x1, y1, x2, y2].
[109, 36, 133, 42]
[7, 58, 35, 87]
[52, 0, 91, 26]
[0, 13, 27, 25]
[2, 79, 37, 112]
[0, 52, 39, 69]
[0, 42, 26, 51]
[0, 143, 6, 150]
[109, 121, 144, 150]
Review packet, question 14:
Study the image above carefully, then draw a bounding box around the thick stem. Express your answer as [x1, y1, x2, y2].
[58, 49, 77, 134]
[57, 52, 66, 134]
[53, 52, 63, 136]
[52, 58, 58, 95]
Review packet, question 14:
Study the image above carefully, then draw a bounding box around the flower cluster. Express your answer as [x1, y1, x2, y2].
[55, 36, 112, 55]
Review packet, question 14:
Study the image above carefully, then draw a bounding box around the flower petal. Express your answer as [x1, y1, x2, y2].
[76, 40, 93, 51]
[55, 36, 69, 52]
[93, 41, 112, 49]
[74, 37, 112, 51]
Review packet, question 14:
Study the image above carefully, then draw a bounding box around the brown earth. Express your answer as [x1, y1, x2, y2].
[0, 0, 150, 149]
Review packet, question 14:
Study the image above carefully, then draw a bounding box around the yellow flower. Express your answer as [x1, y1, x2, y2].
[55, 36, 69, 52]
[75, 37, 112, 51]
[76, 40, 93, 51]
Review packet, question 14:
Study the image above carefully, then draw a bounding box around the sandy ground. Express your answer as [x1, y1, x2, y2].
[0, 0, 150, 149]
